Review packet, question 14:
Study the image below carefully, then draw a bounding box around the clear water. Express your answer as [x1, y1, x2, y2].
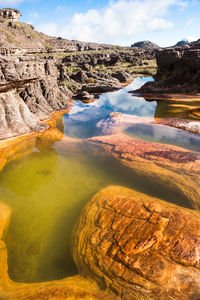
[63, 77, 156, 138]
[124, 123, 200, 153]
[0, 77, 199, 284]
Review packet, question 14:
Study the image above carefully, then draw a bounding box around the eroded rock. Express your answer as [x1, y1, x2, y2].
[87, 133, 200, 209]
[72, 185, 200, 300]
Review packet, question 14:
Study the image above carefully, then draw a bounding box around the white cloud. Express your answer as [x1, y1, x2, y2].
[0, 0, 24, 4]
[30, 11, 39, 19]
[186, 18, 195, 26]
[0, 0, 35, 5]
[37, 0, 188, 45]
[37, 23, 58, 36]
[56, 5, 67, 13]
[185, 36, 197, 42]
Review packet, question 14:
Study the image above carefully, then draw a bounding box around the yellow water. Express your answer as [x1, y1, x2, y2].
[0, 131, 193, 283]
[0, 77, 199, 284]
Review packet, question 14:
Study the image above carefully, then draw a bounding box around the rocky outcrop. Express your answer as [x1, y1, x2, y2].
[131, 40, 160, 49]
[154, 118, 200, 134]
[87, 133, 200, 210]
[0, 8, 21, 22]
[135, 41, 200, 94]
[62, 49, 154, 68]
[0, 55, 72, 139]
[72, 186, 200, 300]
[174, 39, 190, 47]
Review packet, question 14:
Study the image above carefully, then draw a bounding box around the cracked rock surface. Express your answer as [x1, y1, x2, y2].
[87, 133, 200, 210]
[0, 56, 72, 140]
[72, 185, 200, 300]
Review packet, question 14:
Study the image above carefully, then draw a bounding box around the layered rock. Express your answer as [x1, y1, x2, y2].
[62, 49, 155, 69]
[0, 55, 73, 139]
[87, 133, 200, 209]
[135, 42, 200, 94]
[72, 186, 200, 300]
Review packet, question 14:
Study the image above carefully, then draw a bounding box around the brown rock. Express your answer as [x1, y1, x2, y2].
[87, 133, 200, 209]
[72, 186, 200, 300]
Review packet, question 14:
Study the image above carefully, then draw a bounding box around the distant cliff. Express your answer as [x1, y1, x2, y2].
[135, 39, 200, 94]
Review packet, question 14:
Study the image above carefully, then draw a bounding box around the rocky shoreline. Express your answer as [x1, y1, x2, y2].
[0, 8, 200, 300]
[0, 48, 156, 140]
[0, 128, 199, 299]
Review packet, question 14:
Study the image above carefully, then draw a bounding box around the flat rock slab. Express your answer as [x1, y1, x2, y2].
[87, 133, 200, 209]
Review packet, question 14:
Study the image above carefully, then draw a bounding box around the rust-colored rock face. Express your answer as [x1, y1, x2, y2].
[72, 186, 200, 300]
[88, 133, 200, 209]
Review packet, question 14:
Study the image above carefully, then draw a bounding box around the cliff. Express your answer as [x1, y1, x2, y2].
[0, 55, 72, 139]
[136, 40, 200, 94]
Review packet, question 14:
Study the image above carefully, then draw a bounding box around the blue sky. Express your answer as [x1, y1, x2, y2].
[0, 0, 200, 46]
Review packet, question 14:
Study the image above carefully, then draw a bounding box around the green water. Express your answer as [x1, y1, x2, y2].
[0, 137, 192, 283]
[0, 77, 199, 284]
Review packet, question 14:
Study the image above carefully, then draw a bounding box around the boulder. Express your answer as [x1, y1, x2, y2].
[72, 185, 200, 300]
[111, 71, 132, 83]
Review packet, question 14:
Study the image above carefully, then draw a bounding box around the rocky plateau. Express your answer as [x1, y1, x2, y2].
[0, 7, 200, 300]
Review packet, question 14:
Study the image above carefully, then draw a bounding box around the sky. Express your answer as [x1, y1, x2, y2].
[0, 0, 199, 47]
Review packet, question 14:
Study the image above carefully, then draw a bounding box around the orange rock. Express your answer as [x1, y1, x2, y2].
[87, 133, 200, 209]
[72, 186, 200, 300]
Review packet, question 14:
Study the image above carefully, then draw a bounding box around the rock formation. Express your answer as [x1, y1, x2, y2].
[174, 39, 189, 47]
[135, 40, 200, 94]
[72, 186, 200, 300]
[87, 133, 200, 210]
[0, 8, 158, 140]
[0, 55, 73, 139]
[131, 40, 160, 49]
[0, 8, 21, 22]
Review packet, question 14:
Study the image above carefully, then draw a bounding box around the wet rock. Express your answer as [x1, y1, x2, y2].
[75, 91, 96, 103]
[87, 133, 200, 210]
[72, 185, 200, 300]
[154, 118, 200, 134]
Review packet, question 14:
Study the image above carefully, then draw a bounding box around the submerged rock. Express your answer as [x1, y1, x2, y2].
[72, 185, 200, 300]
[87, 133, 200, 209]
[154, 118, 200, 134]
[96, 112, 153, 135]
[0, 201, 116, 299]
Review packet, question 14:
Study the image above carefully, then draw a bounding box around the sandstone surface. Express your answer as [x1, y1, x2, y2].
[87, 133, 200, 209]
[73, 186, 200, 300]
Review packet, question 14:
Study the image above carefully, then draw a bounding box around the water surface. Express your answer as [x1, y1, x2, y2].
[0, 77, 200, 284]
